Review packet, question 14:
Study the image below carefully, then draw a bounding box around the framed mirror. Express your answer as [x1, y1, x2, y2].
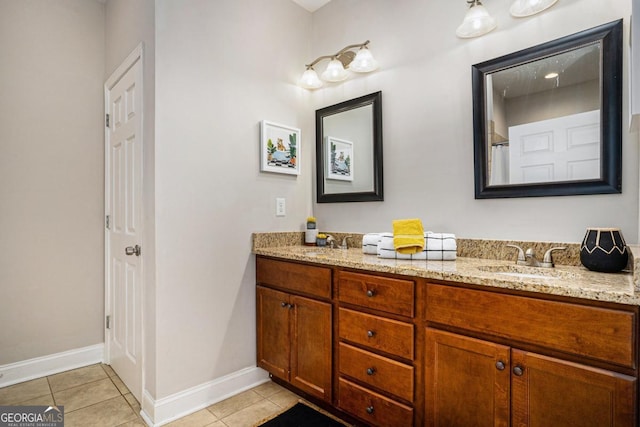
[472, 20, 622, 199]
[316, 91, 383, 203]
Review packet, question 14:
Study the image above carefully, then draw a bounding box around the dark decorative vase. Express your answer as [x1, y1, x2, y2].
[580, 228, 628, 273]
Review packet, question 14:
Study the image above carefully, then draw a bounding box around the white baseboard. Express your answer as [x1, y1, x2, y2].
[140, 367, 269, 426]
[0, 344, 104, 388]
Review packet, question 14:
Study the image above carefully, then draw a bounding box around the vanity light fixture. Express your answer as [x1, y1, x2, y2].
[299, 40, 378, 90]
[510, 0, 558, 17]
[456, 0, 497, 39]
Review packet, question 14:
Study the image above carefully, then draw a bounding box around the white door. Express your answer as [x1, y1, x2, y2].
[508, 110, 600, 184]
[105, 46, 143, 402]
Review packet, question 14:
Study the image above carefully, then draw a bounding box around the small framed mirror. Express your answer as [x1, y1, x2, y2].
[316, 91, 383, 203]
[472, 20, 622, 199]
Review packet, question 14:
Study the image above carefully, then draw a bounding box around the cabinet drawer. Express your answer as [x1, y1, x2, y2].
[339, 308, 414, 360]
[338, 271, 414, 317]
[339, 378, 413, 427]
[426, 284, 636, 368]
[339, 342, 414, 402]
[256, 257, 332, 299]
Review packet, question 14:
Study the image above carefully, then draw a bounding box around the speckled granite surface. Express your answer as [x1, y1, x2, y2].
[253, 232, 639, 305]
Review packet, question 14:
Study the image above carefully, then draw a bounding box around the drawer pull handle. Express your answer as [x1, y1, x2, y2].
[513, 366, 524, 376]
[495, 361, 505, 371]
[365, 406, 374, 414]
[366, 289, 375, 297]
[366, 367, 376, 376]
[367, 330, 376, 338]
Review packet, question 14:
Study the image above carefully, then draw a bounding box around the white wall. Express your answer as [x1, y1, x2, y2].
[311, 0, 639, 243]
[104, 0, 157, 398]
[154, 0, 313, 398]
[0, 0, 105, 364]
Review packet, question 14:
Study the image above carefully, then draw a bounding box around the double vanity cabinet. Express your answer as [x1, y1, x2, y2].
[256, 254, 639, 426]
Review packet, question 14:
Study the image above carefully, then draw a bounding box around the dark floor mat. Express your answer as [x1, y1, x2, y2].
[258, 402, 346, 427]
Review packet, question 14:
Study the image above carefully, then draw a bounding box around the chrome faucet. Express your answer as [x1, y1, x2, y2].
[339, 236, 352, 249]
[325, 235, 336, 249]
[507, 245, 566, 268]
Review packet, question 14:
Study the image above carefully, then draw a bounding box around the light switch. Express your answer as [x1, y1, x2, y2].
[276, 198, 286, 217]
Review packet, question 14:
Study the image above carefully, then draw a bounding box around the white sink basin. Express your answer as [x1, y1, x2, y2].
[476, 265, 578, 280]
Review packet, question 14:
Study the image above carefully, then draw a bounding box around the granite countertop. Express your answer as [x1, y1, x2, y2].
[253, 240, 640, 306]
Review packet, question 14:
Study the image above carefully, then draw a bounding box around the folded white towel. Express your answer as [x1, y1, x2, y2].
[377, 232, 456, 260]
[362, 233, 383, 255]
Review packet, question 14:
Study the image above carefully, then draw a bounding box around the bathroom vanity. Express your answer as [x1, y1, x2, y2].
[254, 236, 639, 426]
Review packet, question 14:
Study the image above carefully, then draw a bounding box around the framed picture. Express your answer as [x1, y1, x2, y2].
[260, 120, 300, 175]
[326, 136, 354, 181]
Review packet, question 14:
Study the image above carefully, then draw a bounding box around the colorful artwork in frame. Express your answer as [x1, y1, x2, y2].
[260, 120, 300, 175]
[327, 136, 354, 181]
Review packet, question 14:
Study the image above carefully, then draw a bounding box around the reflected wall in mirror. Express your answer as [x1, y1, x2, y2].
[316, 91, 383, 203]
[473, 20, 622, 198]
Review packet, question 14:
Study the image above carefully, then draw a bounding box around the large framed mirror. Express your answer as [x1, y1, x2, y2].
[472, 20, 622, 199]
[316, 91, 383, 203]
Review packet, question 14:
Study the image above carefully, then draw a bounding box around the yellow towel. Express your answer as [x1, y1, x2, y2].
[393, 218, 425, 254]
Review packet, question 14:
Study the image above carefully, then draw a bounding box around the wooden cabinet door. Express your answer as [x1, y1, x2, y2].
[290, 294, 332, 402]
[256, 286, 290, 381]
[425, 328, 510, 427]
[511, 349, 636, 427]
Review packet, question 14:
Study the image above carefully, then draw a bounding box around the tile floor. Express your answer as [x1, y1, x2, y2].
[0, 364, 349, 426]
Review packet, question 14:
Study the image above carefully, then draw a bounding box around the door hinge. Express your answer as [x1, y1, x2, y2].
[105, 113, 110, 128]
[106, 215, 110, 230]
[106, 315, 111, 329]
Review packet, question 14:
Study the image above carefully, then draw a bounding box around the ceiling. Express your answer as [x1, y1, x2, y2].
[291, 0, 331, 12]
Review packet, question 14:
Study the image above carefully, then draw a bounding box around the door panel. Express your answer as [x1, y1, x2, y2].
[290, 295, 332, 402]
[425, 328, 510, 427]
[256, 286, 290, 381]
[511, 350, 636, 427]
[106, 54, 143, 401]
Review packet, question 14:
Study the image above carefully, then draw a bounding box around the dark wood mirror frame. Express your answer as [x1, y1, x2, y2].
[316, 91, 383, 203]
[472, 20, 622, 199]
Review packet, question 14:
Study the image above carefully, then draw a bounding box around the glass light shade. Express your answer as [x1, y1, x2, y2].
[321, 59, 349, 82]
[456, 3, 497, 38]
[350, 47, 379, 73]
[510, 0, 558, 17]
[299, 68, 323, 89]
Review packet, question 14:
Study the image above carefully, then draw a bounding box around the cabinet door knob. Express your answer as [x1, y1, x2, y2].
[366, 289, 375, 297]
[495, 361, 505, 371]
[366, 367, 376, 376]
[288, 303, 294, 310]
[280, 302, 287, 308]
[513, 366, 524, 376]
[367, 330, 376, 338]
[365, 406, 374, 414]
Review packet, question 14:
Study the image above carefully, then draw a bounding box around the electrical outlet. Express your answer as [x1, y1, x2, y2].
[276, 198, 286, 217]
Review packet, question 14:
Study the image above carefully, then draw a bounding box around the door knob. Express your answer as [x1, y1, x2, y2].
[513, 366, 524, 376]
[125, 245, 141, 256]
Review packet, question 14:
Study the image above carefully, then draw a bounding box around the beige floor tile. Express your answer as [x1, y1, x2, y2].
[54, 378, 121, 412]
[110, 375, 131, 395]
[165, 409, 219, 427]
[64, 396, 137, 427]
[115, 419, 148, 427]
[221, 399, 282, 427]
[267, 388, 300, 408]
[204, 422, 226, 427]
[48, 364, 108, 392]
[207, 390, 264, 419]
[251, 381, 285, 398]
[17, 393, 56, 406]
[102, 364, 117, 377]
[0, 378, 51, 405]
[123, 393, 141, 413]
